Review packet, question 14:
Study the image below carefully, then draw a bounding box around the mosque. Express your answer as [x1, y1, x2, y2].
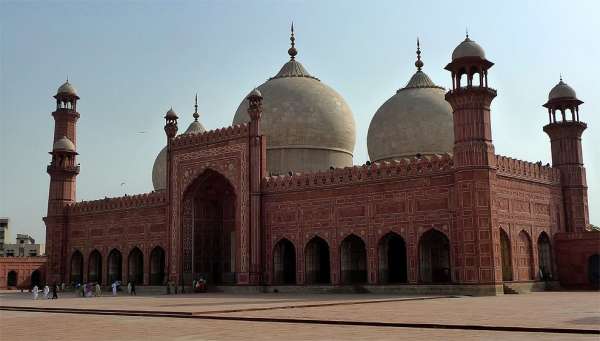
[40, 28, 599, 295]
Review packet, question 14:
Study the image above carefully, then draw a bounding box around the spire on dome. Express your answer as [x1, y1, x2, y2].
[466, 27, 469, 39]
[193, 93, 199, 121]
[415, 38, 424, 71]
[288, 22, 297, 60]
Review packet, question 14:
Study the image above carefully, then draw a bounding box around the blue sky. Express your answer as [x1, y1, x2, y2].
[1, 0, 598, 243]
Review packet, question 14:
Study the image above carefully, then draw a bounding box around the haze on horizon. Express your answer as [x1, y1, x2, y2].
[1, 0, 598, 243]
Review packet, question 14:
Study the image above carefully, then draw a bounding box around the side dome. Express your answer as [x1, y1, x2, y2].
[53, 136, 76, 152]
[152, 106, 206, 190]
[368, 42, 454, 162]
[233, 28, 356, 175]
[452, 36, 486, 60]
[548, 78, 577, 100]
[57, 81, 78, 97]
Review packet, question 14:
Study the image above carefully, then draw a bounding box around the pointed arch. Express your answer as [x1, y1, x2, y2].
[88, 249, 102, 284]
[128, 247, 144, 284]
[537, 232, 553, 280]
[30, 270, 42, 288]
[7, 271, 17, 287]
[273, 238, 296, 284]
[107, 249, 122, 284]
[70, 250, 83, 284]
[516, 230, 534, 280]
[378, 232, 407, 284]
[304, 236, 330, 284]
[588, 254, 600, 288]
[340, 234, 367, 284]
[419, 229, 451, 283]
[500, 228, 513, 281]
[150, 246, 166, 285]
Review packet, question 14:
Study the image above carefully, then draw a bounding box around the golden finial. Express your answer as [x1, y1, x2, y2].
[415, 37, 424, 71]
[193, 93, 199, 121]
[288, 22, 297, 60]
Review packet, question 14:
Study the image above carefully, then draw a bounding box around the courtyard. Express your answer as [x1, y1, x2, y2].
[1, 290, 599, 340]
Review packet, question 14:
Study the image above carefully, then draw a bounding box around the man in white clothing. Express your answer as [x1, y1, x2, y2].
[32, 285, 39, 300]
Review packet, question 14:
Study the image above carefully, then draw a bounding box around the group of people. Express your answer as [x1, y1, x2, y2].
[31, 284, 59, 300]
[73, 280, 137, 297]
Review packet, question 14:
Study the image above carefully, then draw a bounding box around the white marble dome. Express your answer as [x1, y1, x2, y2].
[452, 36, 486, 60]
[368, 49, 454, 162]
[53, 136, 76, 152]
[56, 81, 78, 97]
[233, 51, 356, 175]
[549, 79, 577, 100]
[152, 108, 206, 190]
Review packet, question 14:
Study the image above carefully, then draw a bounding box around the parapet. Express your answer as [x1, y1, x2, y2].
[495, 155, 561, 184]
[263, 153, 454, 193]
[68, 191, 166, 214]
[171, 124, 249, 149]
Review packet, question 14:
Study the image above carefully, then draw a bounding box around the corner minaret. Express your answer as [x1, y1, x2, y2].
[543, 78, 589, 232]
[444, 35, 497, 168]
[45, 80, 80, 283]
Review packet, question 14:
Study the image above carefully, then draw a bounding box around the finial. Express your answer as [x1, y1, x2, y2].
[193, 94, 199, 121]
[415, 37, 424, 71]
[288, 21, 297, 60]
[66, 75, 69, 83]
[466, 27, 469, 39]
[559, 73, 563, 83]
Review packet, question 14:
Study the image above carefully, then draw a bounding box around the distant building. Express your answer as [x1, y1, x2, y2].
[3, 234, 45, 257]
[0, 218, 8, 257]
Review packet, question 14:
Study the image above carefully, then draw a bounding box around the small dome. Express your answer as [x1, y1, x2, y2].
[452, 37, 486, 60]
[56, 81, 78, 96]
[53, 136, 76, 152]
[165, 108, 178, 119]
[549, 79, 577, 100]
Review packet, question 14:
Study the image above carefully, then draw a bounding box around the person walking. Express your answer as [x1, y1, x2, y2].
[130, 281, 136, 296]
[52, 284, 58, 299]
[111, 281, 117, 296]
[43, 285, 50, 299]
[127, 281, 132, 295]
[32, 285, 39, 300]
[95, 283, 102, 297]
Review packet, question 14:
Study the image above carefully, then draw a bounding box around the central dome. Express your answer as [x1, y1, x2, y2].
[233, 28, 356, 175]
[368, 42, 454, 162]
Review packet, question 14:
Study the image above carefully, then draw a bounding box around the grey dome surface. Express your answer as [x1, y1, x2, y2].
[152, 118, 206, 191]
[367, 70, 454, 162]
[452, 37, 486, 60]
[233, 60, 356, 175]
[57, 81, 78, 96]
[53, 136, 76, 152]
[549, 79, 577, 100]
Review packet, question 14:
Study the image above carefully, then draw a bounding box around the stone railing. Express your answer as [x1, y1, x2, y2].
[495, 155, 561, 184]
[263, 153, 454, 193]
[171, 123, 249, 149]
[68, 191, 167, 214]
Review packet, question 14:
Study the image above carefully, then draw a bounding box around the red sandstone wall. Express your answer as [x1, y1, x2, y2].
[0, 257, 47, 289]
[554, 232, 600, 288]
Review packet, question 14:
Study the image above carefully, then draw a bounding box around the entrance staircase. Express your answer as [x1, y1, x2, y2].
[502, 283, 519, 294]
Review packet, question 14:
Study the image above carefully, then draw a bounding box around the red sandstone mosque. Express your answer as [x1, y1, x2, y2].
[39, 29, 599, 294]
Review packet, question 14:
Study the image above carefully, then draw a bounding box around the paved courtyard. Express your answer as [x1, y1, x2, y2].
[1, 290, 599, 340]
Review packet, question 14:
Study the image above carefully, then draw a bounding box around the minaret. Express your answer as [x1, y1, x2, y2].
[543, 77, 589, 232]
[45, 80, 80, 283]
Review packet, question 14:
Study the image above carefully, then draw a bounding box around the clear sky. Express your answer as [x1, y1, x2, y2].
[1, 0, 598, 243]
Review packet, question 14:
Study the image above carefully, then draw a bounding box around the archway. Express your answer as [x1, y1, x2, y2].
[516, 230, 533, 280]
[419, 229, 451, 283]
[107, 249, 122, 284]
[588, 254, 600, 288]
[378, 232, 407, 284]
[128, 247, 144, 285]
[88, 250, 102, 284]
[500, 229, 513, 281]
[340, 234, 367, 284]
[304, 236, 330, 284]
[7, 271, 17, 287]
[70, 250, 83, 284]
[188, 169, 236, 284]
[537, 232, 553, 280]
[150, 246, 166, 285]
[31, 270, 42, 288]
[273, 239, 296, 284]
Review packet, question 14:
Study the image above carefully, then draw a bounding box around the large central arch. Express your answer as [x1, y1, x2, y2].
[186, 169, 237, 284]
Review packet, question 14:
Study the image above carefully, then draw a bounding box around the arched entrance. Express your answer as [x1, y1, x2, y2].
[340, 234, 367, 284]
[588, 254, 600, 288]
[419, 229, 451, 283]
[537, 232, 553, 280]
[378, 232, 407, 284]
[7, 271, 17, 287]
[150, 246, 166, 285]
[500, 228, 513, 281]
[70, 250, 83, 284]
[31, 270, 42, 288]
[273, 239, 296, 284]
[304, 236, 330, 284]
[128, 247, 144, 284]
[187, 169, 236, 284]
[88, 250, 102, 284]
[107, 249, 122, 284]
[516, 230, 533, 280]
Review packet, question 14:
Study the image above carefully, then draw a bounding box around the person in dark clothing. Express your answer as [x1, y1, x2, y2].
[130, 281, 136, 296]
[52, 284, 58, 299]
